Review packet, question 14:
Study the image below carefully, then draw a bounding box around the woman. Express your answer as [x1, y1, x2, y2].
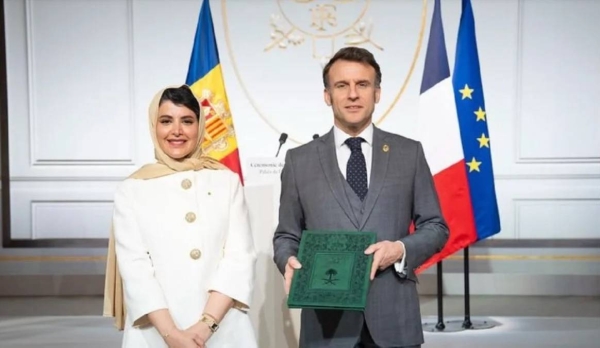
[104, 85, 257, 348]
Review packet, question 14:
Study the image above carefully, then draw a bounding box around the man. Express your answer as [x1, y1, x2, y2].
[272, 46, 449, 348]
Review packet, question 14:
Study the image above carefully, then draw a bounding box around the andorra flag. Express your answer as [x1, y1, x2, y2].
[416, 0, 501, 271]
[186, 0, 243, 183]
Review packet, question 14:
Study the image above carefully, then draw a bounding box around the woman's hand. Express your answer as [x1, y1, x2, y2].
[185, 322, 213, 346]
[165, 329, 205, 348]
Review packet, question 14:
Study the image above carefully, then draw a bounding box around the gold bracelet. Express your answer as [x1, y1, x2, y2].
[199, 313, 220, 333]
[161, 327, 175, 339]
[202, 312, 218, 323]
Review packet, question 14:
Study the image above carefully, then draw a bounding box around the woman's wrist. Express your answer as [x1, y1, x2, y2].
[199, 312, 219, 333]
[161, 326, 179, 341]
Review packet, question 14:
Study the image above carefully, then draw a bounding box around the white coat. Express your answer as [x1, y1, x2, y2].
[113, 169, 257, 347]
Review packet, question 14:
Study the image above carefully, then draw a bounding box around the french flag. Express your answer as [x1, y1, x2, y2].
[416, 0, 500, 271]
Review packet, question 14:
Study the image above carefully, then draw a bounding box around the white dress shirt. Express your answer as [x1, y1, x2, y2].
[332, 123, 407, 275]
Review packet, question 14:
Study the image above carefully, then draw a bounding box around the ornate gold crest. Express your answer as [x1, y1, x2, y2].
[221, 0, 428, 144]
[264, 0, 382, 64]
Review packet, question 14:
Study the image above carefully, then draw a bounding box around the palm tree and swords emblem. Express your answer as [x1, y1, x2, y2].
[322, 255, 343, 285]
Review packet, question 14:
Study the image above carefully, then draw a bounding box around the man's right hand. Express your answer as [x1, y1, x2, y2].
[284, 256, 302, 295]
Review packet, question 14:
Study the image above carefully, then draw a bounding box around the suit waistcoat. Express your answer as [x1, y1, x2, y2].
[340, 172, 367, 228]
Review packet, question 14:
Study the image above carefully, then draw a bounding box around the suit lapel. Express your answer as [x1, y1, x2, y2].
[360, 127, 390, 230]
[318, 130, 360, 229]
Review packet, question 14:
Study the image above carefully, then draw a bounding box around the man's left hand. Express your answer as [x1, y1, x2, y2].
[364, 241, 405, 280]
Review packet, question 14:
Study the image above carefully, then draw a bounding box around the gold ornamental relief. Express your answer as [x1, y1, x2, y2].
[265, 0, 381, 63]
[221, 0, 428, 145]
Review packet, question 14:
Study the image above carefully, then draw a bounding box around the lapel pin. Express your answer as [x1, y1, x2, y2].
[382, 144, 389, 153]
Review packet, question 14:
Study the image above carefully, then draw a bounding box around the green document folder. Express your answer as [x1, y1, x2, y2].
[287, 230, 377, 311]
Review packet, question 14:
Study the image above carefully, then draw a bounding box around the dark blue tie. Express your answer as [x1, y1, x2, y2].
[345, 137, 368, 201]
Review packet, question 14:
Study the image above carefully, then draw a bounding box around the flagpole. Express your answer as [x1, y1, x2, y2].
[462, 246, 473, 329]
[423, 260, 465, 333]
[435, 261, 445, 330]
[423, 259, 466, 333]
[423, 261, 451, 332]
[462, 246, 496, 330]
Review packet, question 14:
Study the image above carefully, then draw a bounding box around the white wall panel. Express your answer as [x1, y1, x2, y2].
[27, 0, 135, 165]
[31, 201, 113, 239]
[494, 177, 600, 239]
[517, 0, 600, 164]
[5, 0, 32, 176]
[6, 0, 138, 178]
[9, 181, 118, 239]
[515, 198, 600, 239]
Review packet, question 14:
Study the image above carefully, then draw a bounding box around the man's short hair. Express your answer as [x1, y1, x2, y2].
[322, 46, 382, 88]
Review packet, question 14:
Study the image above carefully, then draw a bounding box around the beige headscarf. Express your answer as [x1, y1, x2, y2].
[103, 85, 226, 330]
